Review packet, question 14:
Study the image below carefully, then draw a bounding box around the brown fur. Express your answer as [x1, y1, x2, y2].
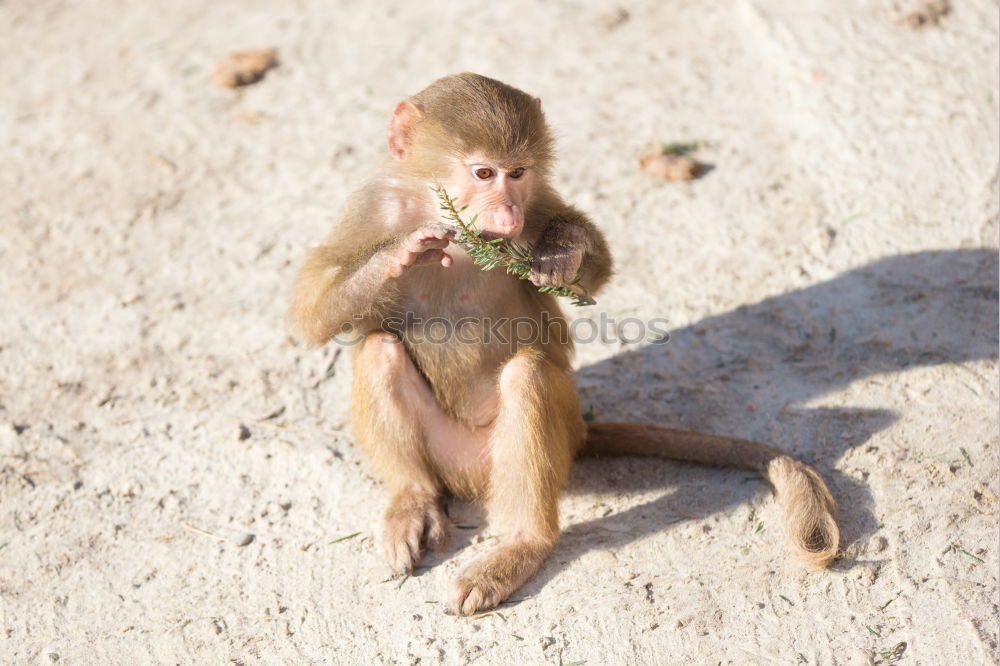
[290, 73, 839, 615]
[405, 73, 555, 179]
[583, 423, 839, 567]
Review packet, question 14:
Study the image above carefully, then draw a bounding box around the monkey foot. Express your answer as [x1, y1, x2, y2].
[381, 491, 448, 575]
[448, 538, 549, 616]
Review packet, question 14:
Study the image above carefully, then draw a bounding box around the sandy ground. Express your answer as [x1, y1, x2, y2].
[2, 1, 998, 664]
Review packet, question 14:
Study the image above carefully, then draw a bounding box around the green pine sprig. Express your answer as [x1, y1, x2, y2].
[433, 184, 596, 307]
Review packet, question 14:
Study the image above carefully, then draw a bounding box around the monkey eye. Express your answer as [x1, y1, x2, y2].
[508, 167, 526, 179]
[471, 165, 495, 181]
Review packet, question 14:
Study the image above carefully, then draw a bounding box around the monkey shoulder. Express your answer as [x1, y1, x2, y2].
[372, 177, 432, 237]
[332, 177, 429, 247]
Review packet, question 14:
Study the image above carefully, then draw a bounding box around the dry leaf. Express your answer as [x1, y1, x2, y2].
[894, 0, 949, 29]
[639, 149, 701, 181]
[213, 48, 278, 88]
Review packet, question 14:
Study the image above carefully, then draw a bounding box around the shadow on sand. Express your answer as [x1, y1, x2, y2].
[510, 247, 997, 593]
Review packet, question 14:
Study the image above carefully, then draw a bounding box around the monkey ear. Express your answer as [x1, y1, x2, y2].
[388, 100, 423, 161]
[533, 97, 542, 111]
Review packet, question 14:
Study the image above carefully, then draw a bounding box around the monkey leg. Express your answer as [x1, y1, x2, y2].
[449, 349, 584, 616]
[351, 332, 449, 574]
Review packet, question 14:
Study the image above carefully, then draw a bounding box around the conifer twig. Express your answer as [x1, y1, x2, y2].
[433, 184, 596, 307]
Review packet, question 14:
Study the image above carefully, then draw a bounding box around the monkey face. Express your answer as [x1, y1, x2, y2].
[445, 152, 533, 240]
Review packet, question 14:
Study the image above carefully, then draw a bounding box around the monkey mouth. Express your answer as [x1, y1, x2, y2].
[477, 229, 520, 241]
[476, 218, 524, 240]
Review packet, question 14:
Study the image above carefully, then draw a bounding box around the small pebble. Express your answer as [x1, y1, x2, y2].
[236, 533, 255, 547]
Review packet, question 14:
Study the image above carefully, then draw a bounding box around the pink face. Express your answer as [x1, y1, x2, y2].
[445, 153, 533, 239]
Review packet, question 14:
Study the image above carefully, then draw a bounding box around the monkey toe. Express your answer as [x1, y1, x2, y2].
[448, 556, 522, 615]
[381, 500, 449, 573]
[382, 519, 421, 574]
[423, 508, 449, 552]
[448, 539, 551, 615]
[449, 573, 501, 616]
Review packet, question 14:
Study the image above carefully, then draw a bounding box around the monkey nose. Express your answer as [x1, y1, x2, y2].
[493, 204, 522, 232]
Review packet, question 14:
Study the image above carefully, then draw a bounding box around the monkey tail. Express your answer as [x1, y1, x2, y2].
[582, 422, 840, 568]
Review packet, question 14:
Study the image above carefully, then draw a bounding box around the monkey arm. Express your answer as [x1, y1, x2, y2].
[573, 215, 613, 294]
[289, 239, 400, 345]
[290, 223, 456, 345]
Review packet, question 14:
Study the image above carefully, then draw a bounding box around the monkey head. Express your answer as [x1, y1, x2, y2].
[439, 152, 533, 239]
[386, 73, 555, 240]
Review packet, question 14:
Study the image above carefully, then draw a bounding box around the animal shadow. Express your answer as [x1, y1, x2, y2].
[528, 247, 998, 592]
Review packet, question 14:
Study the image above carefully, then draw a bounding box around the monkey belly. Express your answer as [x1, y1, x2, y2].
[415, 372, 499, 497]
[423, 411, 495, 498]
[384, 335, 499, 495]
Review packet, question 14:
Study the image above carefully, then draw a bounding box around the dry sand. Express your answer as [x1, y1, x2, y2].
[2, 1, 997, 664]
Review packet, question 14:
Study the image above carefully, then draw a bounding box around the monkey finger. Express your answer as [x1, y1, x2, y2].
[431, 225, 457, 239]
[528, 269, 554, 287]
[411, 224, 456, 242]
[412, 249, 450, 267]
[422, 237, 452, 250]
[406, 236, 451, 253]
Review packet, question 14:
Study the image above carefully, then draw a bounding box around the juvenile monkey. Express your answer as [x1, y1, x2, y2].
[290, 73, 839, 616]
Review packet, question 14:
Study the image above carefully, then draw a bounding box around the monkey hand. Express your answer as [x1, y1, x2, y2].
[385, 224, 456, 278]
[528, 222, 588, 288]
